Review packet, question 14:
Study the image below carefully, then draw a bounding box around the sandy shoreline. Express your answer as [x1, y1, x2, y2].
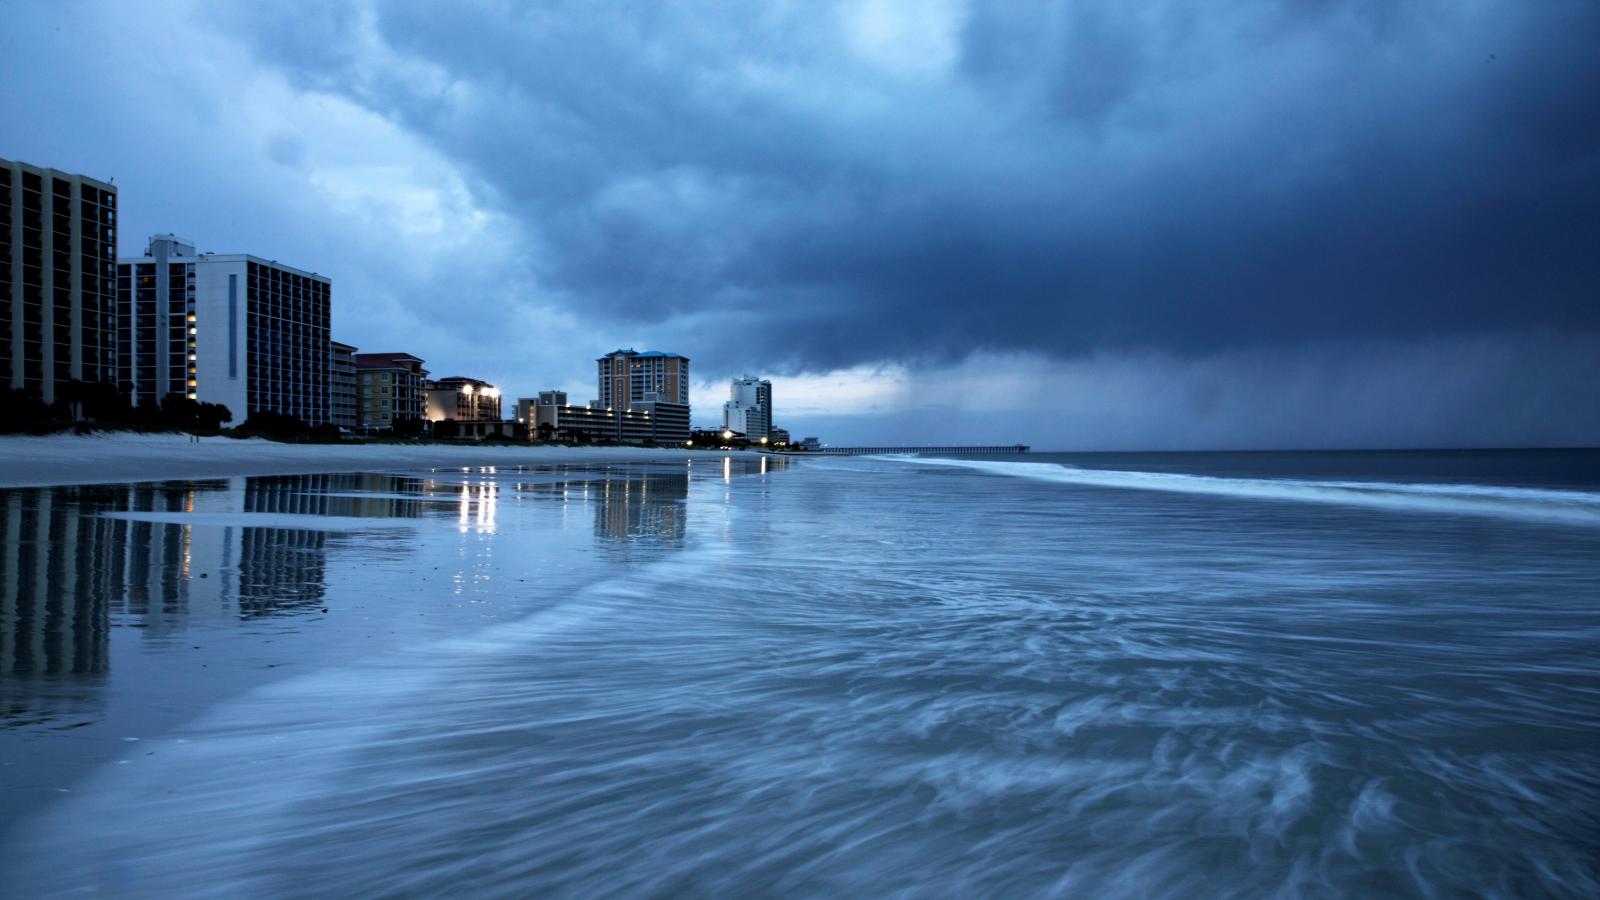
[0, 433, 751, 488]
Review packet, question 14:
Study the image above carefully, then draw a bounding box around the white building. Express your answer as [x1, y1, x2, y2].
[722, 375, 772, 440]
[117, 235, 331, 426]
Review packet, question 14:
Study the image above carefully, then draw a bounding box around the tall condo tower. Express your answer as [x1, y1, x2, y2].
[723, 374, 773, 440]
[117, 235, 331, 425]
[1, 158, 118, 404]
[596, 348, 690, 408]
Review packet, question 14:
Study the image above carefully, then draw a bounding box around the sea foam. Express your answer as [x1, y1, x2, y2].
[884, 456, 1600, 526]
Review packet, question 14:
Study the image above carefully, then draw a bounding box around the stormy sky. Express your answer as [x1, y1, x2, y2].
[4, 1, 1596, 448]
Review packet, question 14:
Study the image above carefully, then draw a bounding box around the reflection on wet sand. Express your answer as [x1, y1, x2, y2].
[0, 474, 432, 693]
[511, 457, 783, 544]
[0, 488, 114, 679]
[1, 461, 782, 729]
[593, 470, 689, 543]
[0, 480, 357, 726]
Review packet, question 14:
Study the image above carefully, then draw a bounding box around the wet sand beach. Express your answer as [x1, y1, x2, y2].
[3, 450, 1598, 897]
[0, 433, 738, 489]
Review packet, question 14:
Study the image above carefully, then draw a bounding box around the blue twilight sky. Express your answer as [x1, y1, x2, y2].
[3, 0, 1597, 448]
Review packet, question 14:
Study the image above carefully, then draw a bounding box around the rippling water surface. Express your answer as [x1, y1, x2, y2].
[2, 450, 1597, 897]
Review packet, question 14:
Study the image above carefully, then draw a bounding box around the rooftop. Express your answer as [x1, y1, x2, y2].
[598, 349, 687, 360]
[355, 352, 426, 370]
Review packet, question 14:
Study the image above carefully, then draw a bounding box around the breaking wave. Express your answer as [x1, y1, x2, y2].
[889, 457, 1600, 526]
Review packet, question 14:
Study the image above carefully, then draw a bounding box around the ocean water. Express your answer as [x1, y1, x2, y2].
[1, 450, 1598, 897]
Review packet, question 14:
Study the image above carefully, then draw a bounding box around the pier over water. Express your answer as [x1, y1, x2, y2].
[811, 445, 1030, 456]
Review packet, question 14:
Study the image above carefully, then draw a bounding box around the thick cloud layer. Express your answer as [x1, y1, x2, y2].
[222, 0, 1600, 373]
[4, 1, 1595, 447]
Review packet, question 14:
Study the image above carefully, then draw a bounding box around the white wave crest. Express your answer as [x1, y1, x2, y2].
[884, 457, 1600, 526]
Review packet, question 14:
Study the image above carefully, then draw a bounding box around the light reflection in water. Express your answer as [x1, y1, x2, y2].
[454, 479, 500, 534]
[0, 463, 771, 729]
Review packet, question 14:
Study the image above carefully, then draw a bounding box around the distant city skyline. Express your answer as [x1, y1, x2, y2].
[3, 1, 1596, 448]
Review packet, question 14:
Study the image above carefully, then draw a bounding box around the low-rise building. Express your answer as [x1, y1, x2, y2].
[516, 391, 564, 435]
[632, 400, 690, 445]
[434, 419, 525, 440]
[355, 352, 428, 431]
[425, 376, 501, 423]
[528, 391, 689, 445]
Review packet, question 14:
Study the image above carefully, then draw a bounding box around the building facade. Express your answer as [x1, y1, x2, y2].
[722, 374, 773, 440]
[597, 349, 690, 408]
[330, 340, 357, 430]
[514, 390, 566, 431]
[354, 352, 428, 431]
[117, 235, 331, 425]
[2, 158, 118, 405]
[632, 400, 691, 444]
[425, 376, 501, 423]
[529, 391, 689, 445]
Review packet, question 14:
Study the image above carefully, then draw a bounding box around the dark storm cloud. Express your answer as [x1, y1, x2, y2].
[219, 0, 1599, 375]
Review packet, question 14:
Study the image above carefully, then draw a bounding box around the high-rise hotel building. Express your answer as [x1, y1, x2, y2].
[584, 349, 692, 444]
[117, 235, 331, 425]
[597, 349, 690, 408]
[1, 158, 118, 405]
[722, 375, 773, 440]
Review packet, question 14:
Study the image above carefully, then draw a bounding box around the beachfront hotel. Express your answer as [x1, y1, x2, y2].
[597, 348, 690, 408]
[330, 340, 358, 430]
[523, 347, 694, 446]
[116, 235, 331, 425]
[1, 158, 118, 406]
[523, 390, 690, 445]
[354, 352, 428, 431]
[722, 374, 773, 441]
[425, 376, 502, 423]
[580, 348, 692, 444]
